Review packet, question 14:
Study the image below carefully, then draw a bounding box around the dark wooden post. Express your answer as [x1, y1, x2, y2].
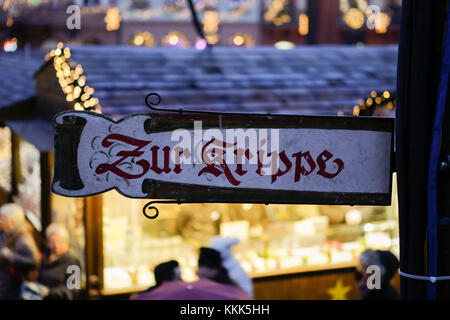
[396, 0, 448, 299]
[40, 152, 52, 240]
[307, 0, 340, 44]
[85, 194, 104, 299]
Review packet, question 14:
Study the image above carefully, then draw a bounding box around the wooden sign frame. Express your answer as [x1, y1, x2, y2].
[52, 94, 394, 218]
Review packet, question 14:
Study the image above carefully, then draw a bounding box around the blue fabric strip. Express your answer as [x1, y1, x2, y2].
[438, 217, 450, 226]
[426, 3, 450, 300]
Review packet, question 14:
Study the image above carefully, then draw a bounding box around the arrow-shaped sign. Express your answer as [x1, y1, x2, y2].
[52, 110, 394, 207]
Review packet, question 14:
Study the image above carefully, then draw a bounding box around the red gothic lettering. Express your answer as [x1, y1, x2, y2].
[199, 138, 241, 186]
[270, 151, 293, 183]
[292, 151, 316, 182]
[173, 147, 190, 174]
[150, 146, 171, 174]
[316, 149, 344, 178]
[234, 148, 254, 176]
[95, 134, 151, 179]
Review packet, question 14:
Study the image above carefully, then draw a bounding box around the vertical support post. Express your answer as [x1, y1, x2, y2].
[307, 0, 340, 44]
[40, 151, 52, 240]
[85, 194, 104, 299]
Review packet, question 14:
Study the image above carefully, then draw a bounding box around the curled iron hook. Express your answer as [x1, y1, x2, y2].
[145, 92, 184, 114]
[142, 202, 159, 219]
[142, 200, 183, 220]
[145, 93, 162, 111]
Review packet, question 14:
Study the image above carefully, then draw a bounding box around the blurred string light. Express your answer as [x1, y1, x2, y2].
[105, 7, 121, 31]
[203, 10, 220, 44]
[230, 33, 254, 47]
[298, 13, 309, 36]
[374, 12, 391, 34]
[264, 0, 290, 26]
[338, 89, 395, 117]
[3, 38, 18, 52]
[340, 0, 391, 33]
[130, 31, 156, 47]
[195, 38, 208, 50]
[203, 10, 219, 33]
[46, 42, 101, 113]
[162, 31, 191, 48]
[343, 8, 365, 30]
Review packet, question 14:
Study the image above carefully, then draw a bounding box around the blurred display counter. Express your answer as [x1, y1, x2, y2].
[252, 261, 401, 300]
[95, 187, 400, 299]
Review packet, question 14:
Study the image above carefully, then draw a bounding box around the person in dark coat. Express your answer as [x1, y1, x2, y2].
[133, 260, 182, 299]
[21, 223, 80, 300]
[357, 249, 400, 300]
[0, 203, 40, 300]
[197, 247, 234, 285]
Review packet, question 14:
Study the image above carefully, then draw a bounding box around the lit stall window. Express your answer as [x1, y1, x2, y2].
[196, 0, 217, 11]
[131, 0, 150, 10]
[164, 0, 186, 12]
[15, 137, 41, 230]
[100, 186, 398, 293]
[0, 127, 12, 193]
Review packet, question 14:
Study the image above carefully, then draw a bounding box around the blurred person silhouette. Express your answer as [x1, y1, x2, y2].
[147, 260, 182, 292]
[132, 260, 182, 299]
[357, 249, 400, 300]
[20, 223, 80, 300]
[197, 247, 234, 286]
[208, 236, 253, 297]
[0, 203, 40, 299]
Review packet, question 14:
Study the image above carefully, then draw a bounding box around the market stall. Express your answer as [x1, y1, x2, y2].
[89, 187, 399, 299]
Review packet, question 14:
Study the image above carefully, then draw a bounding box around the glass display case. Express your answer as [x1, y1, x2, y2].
[50, 193, 87, 287]
[14, 136, 42, 230]
[101, 174, 399, 293]
[0, 126, 12, 193]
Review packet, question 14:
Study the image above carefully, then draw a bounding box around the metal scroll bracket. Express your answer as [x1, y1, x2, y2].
[145, 92, 271, 116]
[143, 200, 182, 220]
[142, 199, 271, 220]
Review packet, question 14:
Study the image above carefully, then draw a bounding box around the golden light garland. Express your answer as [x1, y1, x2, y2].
[339, 90, 395, 117]
[46, 42, 101, 113]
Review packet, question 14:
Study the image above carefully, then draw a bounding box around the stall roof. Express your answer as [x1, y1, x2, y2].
[65, 45, 398, 119]
[0, 45, 398, 121]
[0, 51, 43, 110]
